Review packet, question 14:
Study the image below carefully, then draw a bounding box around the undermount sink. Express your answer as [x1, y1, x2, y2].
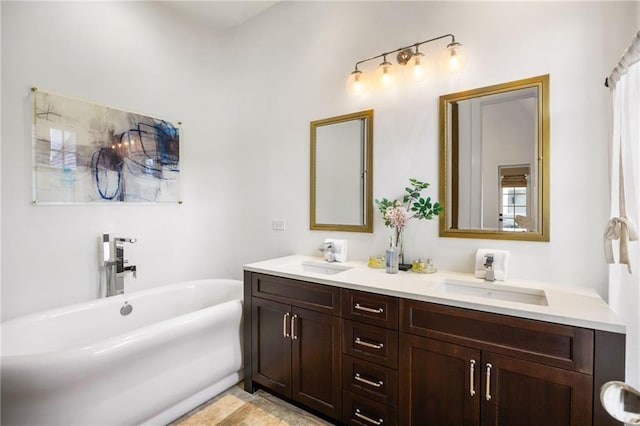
[437, 280, 548, 306]
[298, 260, 353, 275]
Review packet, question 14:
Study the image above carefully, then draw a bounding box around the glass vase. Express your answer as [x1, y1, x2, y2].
[395, 228, 405, 265]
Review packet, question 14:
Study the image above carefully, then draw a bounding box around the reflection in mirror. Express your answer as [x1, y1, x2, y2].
[439, 75, 549, 241]
[310, 110, 373, 232]
[600, 381, 640, 424]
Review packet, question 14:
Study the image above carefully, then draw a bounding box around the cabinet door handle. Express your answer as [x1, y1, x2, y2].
[283, 312, 290, 338]
[354, 408, 383, 425]
[485, 363, 493, 401]
[469, 359, 476, 397]
[291, 314, 298, 340]
[355, 303, 384, 314]
[355, 337, 384, 350]
[354, 373, 383, 388]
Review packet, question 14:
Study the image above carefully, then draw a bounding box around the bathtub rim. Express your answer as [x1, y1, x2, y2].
[1, 278, 243, 326]
[1, 278, 243, 359]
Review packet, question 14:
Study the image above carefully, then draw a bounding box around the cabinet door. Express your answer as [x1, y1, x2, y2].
[291, 306, 342, 419]
[252, 298, 292, 398]
[400, 333, 481, 426]
[481, 352, 592, 426]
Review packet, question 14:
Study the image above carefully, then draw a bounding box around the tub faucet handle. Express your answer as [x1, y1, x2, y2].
[124, 265, 137, 279]
[115, 237, 137, 244]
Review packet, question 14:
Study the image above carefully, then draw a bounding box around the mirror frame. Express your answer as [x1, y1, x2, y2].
[310, 109, 374, 233]
[439, 75, 550, 241]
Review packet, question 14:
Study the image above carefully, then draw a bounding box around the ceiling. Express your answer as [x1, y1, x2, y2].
[158, 1, 278, 31]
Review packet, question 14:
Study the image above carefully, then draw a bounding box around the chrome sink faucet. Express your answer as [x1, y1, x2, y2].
[319, 241, 336, 262]
[483, 253, 495, 282]
[102, 234, 137, 297]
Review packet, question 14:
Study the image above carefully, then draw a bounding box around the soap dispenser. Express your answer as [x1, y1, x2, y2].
[385, 237, 399, 274]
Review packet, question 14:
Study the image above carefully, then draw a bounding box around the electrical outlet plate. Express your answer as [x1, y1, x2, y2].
[272, 220, 286, 230]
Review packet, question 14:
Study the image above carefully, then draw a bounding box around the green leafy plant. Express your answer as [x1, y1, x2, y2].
[375, 178, 443, 230]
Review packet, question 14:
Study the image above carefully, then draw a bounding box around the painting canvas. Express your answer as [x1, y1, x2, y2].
[33, 90, 181, 203]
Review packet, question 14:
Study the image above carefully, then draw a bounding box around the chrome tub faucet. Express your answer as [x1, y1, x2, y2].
[102, 234, 137, 297]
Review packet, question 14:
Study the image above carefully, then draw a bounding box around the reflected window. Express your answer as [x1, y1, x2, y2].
[499, 165, 530, 232]
[49, 128, 77, 170]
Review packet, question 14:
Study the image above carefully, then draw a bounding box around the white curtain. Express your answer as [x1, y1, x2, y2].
[607, 31, 640, 389]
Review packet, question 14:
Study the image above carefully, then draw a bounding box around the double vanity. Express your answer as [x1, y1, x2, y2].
[243, 255, 625, 426]
[243, 70, 628, 424]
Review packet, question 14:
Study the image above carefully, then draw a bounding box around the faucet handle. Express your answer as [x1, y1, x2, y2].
[132, 265, 137, 279]
[484, 253, 494, 266]
[319, 241, 334, 253]
[123, 265, 137, 279]
[115, 237, 137, 244]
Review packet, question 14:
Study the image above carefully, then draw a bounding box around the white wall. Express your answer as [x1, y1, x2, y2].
[1, 1, 637, 332]
[228, 1, 638, 298]
[1, 1, 240, 319]
[0, 1, 3, 320]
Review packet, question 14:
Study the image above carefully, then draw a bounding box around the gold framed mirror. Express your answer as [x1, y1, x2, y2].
[310, 110, 373, 233]
[439, 75, 549, 241]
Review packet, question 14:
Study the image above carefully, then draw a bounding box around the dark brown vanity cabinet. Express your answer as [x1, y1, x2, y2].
[244, 272, 625, 426]
[246, 273, 342, 419]
[400, 333, 592, 425]
[400, 299, 623, 426]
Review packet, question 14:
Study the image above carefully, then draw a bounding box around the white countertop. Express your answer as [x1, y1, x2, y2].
[244, 255, 625, 334]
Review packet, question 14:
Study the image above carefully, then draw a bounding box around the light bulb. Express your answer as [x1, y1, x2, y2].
[408, 51, 426, 82]
[449, 51, 459, 69]
[346, 69, 366, 96]
[446, 41, 464, 72]
[376, 59, 395, 89]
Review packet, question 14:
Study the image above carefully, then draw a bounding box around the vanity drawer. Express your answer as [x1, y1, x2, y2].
[343, 320, 398, 368]
[343, 355, 398, 408]
[342, 289, 399, 330]
[251, 273, 340, 314]
[343, 390, 397, 426]
[400, 299, 594, 373]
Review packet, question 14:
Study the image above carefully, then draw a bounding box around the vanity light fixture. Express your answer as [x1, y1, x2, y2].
[347, 33, 464, 94]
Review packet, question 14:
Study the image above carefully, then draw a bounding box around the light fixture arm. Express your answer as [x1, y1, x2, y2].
[351, 33, 457, 71]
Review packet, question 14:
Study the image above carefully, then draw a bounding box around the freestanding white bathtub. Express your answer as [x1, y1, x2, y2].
[1, 279, 243, 425]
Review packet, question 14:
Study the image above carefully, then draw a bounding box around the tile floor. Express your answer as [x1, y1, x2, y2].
[171, 384, 333, 425]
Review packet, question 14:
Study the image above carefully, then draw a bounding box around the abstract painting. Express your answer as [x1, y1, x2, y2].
[32, 89, 181, 203]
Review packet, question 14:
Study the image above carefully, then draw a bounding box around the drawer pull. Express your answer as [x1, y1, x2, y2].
[355, 408, 383, 425]
[355, 337, 384, 350]
[355, 303, 384, 314]
[354, 373, 383, 388]
[283, 312, 290, 338]
[485, 363, 492, 401]
[469, 359, 476, 397]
